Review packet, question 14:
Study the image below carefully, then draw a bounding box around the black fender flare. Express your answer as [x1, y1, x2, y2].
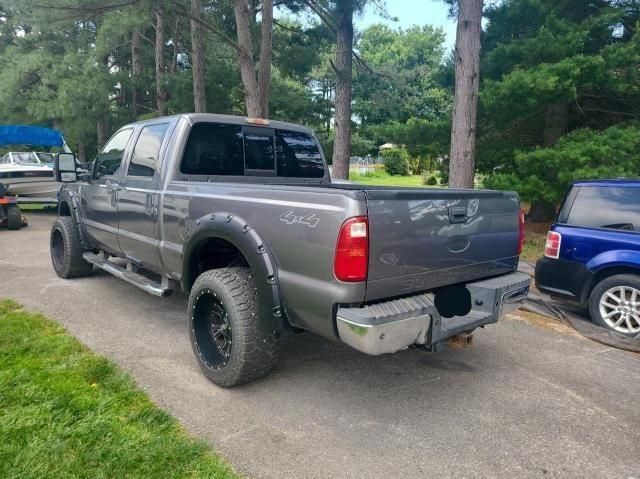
[181, 212, 284, 333]
[58, 189, 90, 249]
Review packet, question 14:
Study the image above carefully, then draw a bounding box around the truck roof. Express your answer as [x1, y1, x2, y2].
[126, 113, 314, 134]
[572, 178, 640, 187]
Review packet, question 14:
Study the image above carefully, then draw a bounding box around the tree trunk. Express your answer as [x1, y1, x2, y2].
[96, 118, 110, 150]
[191, 0, 207, 112]
[233, 0, 261, 117]
[131, 28, 142, 117]
[449, 0, 483, 189]
[155, 6, 168, 117]
[542, 101, 568, 147]
[257, 0, 273, 117]
[331, 1, 354, 180]
[528, 101, 569, 222]
[171, 17, 179, 74]
[97, 53, 111, 149]
[76, 138, 87, 164]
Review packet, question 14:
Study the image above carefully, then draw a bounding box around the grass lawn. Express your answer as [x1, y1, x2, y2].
[0, 299, 237, 479]
[18, 204, 55, 211]
[350, 171, 427, 187]
[521, 223, 550, 264]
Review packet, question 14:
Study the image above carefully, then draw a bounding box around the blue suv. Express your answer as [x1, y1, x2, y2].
[535, 180, 640, 337]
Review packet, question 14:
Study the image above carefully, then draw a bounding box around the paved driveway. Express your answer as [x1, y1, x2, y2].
[2, 211, 639, 478]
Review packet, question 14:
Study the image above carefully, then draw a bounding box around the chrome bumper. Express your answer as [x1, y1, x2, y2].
[336, 272, 530, 355]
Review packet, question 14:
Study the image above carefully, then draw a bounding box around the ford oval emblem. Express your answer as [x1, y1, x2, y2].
[447, 235, 470, 253]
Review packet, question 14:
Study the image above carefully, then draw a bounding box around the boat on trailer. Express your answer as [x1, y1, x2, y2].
[0, 125, 71, 201]
[0, 152, 59, 197]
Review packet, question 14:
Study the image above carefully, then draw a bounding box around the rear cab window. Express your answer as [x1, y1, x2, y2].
[560, 185, 640, 232]
[128, 123, 170, 178]
[179, 122, 325, 180]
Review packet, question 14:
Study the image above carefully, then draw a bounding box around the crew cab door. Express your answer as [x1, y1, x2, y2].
[117, 122, 171, 269]
[81, 128, 134, 254]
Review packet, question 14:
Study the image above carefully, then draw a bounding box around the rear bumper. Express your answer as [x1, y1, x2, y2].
[336, 271, 531, 355]
[535, 257, 593, 304]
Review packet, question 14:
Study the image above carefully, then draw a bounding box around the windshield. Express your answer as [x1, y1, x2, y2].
[35, 152, 54, 164]
[13, 152, 42, 165]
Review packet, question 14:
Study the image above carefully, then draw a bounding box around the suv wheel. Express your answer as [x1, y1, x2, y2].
[50, 217, 93, 278]
[589, 274, 640, 336]
[188, 267, 278, 387]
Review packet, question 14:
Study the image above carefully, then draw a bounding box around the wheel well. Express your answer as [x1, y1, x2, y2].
[587, 265, 640, 299]
[59, 201, 71, 216]
[188, 237, 249, 290]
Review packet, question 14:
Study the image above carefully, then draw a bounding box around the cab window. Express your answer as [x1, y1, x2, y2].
[94, 129, 133, 180]
[276, 131, 324, 178]
[244, 132, 275, 173]
[181, 123, 244, 176]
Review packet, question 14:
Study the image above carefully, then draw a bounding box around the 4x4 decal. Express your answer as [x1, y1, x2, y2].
[279, 210, 320, 228]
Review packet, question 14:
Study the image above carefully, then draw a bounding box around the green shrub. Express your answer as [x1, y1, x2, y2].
[407, 157, 420, 175]
[423, 174, 438, 186]
[382, 148, 410, 176]
[484, 123, 640, 204]
[436, 170, 449, 185]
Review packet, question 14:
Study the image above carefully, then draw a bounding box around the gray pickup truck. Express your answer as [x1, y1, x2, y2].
[51, 113, 530, 387]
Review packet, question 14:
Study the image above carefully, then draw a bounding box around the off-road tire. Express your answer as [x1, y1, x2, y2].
[6, 204, 21, 230]
[188, 267, 278, 387]
[589, 274, 640, 337]
[50, 216, 93, 278]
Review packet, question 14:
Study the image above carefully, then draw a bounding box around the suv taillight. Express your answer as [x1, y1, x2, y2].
[518, 209, 525, 255]
[334, 216, 368, 282]
[544, 231, 562, 259]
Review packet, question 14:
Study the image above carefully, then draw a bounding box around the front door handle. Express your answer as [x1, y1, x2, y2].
[105, 179, 121, 192]
[105, 180, 121, 208]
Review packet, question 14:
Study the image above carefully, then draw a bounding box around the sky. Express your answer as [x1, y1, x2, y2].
[356, 0, 457, 51]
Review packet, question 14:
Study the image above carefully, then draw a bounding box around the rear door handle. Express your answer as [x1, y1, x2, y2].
[448, 206, 467, 224]
[145, 194, 154, 216]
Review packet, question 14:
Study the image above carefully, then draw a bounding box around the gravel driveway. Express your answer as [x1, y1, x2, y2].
[2, 211, 639, 478]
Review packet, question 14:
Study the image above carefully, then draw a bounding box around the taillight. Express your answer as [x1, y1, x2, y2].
[517, 209, 525, 255]
[334, 216, 368, 282]
[544, 231, 562, 259]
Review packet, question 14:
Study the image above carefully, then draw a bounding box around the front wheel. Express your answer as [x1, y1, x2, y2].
[188, 267, 278, 387]
[50, 216, 93, 278]
[589, 274, 640, 337]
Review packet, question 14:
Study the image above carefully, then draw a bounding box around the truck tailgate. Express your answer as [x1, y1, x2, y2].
[364, 188, 521, 301]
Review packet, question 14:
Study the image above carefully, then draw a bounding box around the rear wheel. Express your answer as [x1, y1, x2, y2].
[6, 204, 21, 230]
[188, 267, 278, 387]
[50, 216, 93, 278]
[589, 274, 640, 336]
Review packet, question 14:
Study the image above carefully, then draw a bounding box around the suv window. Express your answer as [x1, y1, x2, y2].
[567, 186, 640, 231]
[128, 123, 169, 178]
[94, 129, 133, 180]
[181, 123, 244, 176]
[276, 130, 324, 178]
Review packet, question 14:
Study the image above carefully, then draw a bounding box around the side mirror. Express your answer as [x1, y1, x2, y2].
[54, 153, 78, 183]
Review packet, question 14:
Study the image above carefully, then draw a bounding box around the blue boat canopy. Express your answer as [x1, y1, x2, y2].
[0, 125, 65, 147]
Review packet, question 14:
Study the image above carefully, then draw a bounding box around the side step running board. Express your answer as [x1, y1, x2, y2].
[83, 252, 174, 297]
